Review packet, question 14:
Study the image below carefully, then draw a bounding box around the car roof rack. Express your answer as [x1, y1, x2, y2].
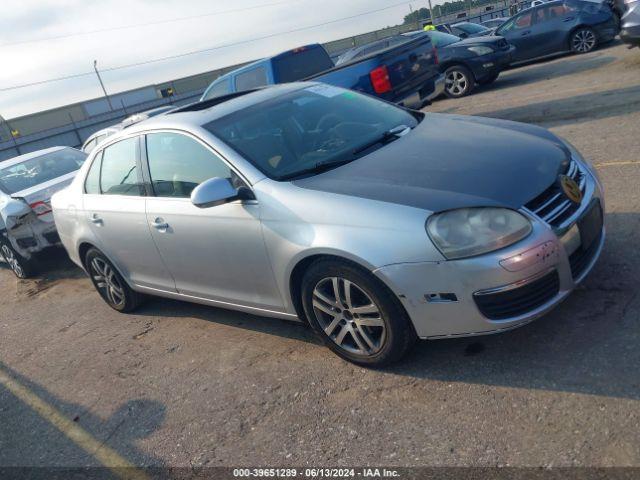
[169, 89, 261, 114]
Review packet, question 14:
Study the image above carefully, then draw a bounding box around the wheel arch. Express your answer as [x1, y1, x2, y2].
[440, 61, 476, 80]
[287, 252, 379, 323]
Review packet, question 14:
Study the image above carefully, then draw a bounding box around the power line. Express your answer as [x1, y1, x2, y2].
[0, 0, 300, 48]
[0, 0, 414, 93]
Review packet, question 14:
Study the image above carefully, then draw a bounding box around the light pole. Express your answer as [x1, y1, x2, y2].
[0, 112, 20, 153]
[427, 0, 434, 23]
[93, 60, 114, 111]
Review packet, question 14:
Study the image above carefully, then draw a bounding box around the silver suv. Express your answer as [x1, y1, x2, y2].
[52, 83, 604, 366]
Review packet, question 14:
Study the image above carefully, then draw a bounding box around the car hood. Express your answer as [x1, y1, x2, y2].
[293, 113, 571, 213]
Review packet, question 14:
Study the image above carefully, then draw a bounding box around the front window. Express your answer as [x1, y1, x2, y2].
[205, 85, 420, 181]
[202, 79, 232, 101]
[499, 12, 534, 32]
[146, 132, 234, 198]
[235, 67, 268, 91]
[0, 148, 86, 195]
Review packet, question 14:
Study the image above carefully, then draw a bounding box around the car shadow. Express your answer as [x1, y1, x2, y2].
[472, 84, 640, 126]
[480, 52, 618, 92]
[0, 361, 166, 470]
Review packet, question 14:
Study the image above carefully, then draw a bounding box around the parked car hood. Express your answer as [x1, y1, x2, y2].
[293, 113, 571, 213]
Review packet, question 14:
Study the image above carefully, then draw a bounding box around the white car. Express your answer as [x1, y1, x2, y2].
[0, 146, 87, 278]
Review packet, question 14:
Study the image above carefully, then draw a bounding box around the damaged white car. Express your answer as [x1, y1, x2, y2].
[0, 146, 87, 278]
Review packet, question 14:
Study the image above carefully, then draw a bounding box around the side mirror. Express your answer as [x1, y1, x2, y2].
[190, 177, 254, 209]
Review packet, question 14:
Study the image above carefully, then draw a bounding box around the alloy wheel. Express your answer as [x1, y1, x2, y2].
[573, 30, 596, 53]
[1, 244, 25, 278]
[312, 277, 386, 356]
[445, 70, 468, 96]
[91, 257, 126, 308]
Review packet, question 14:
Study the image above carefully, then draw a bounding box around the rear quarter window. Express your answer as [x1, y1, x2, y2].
[235, 67, 268, 91]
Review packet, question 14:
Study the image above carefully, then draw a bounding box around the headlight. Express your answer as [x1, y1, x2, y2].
[426, 208, 532, 260]
[467, 46, 494, 55]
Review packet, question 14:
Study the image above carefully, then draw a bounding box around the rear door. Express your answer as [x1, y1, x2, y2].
[535, 3, 579, 52]
[83, 136, 175, 291]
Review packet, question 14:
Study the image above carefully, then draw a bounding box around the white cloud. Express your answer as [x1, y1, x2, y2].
[0, 0, 424, 118]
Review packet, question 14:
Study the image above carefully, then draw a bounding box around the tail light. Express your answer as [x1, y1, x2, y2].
[432, 47, 439, 65]
[370, 66, 392, 94]
[30, 201, 52, 216]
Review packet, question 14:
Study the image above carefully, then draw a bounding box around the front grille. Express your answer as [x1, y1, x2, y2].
[525, 160, 587, 228]
[474, 270, 560, 320]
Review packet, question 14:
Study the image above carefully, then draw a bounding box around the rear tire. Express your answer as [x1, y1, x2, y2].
[571, 27, 597, 54]
[85, 248, 143, 312]
[444, 65, 475, 98]
[0, 236, 35, 279]
[301, 259, 416, 367]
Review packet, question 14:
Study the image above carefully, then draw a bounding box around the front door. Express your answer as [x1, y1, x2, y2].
[83, 136, 176, 291]
[142, 131, 284, 311]
[498, 10, 538, 62]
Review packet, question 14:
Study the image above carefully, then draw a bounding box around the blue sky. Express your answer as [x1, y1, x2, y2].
[0, 0, 429, 118]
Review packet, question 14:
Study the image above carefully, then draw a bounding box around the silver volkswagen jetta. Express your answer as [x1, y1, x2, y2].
[52, 83, 605, 366]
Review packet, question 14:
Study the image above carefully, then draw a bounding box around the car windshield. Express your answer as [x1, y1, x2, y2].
[454, 22, 489, 34]
[0, 149, 86, 194]
[205, 85, 420, 181]
[426, 31, 462, 46]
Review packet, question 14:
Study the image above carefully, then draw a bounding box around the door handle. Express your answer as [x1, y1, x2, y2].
[563, 16, 575, 22]
[90, 214, 103, 225]
[521, 30, 531, 36]
[151, 218, 169, 230]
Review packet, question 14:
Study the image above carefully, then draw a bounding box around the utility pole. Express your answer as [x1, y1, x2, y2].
[93, 60, 114, 111]
[427, 0, 434, 23]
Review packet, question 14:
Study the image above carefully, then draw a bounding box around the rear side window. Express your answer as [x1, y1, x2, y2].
[84, 153, 102, 194]
[235, 67, 268, 91]
[272, 47, 334, 82]
[146, 132, 232, 198]
[99, 138, 143, 196]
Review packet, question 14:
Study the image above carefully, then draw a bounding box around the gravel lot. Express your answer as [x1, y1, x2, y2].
[1, 41, 639, 471]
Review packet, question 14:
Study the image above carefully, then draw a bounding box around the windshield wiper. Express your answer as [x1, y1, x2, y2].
[279, 158, 356, 181]
[352, 125, 412, 156]
[279, 125, 412, 181]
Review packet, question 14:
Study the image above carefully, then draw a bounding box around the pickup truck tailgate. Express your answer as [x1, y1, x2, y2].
[378, 36, 439, 102]
[310, 35, 439, 105]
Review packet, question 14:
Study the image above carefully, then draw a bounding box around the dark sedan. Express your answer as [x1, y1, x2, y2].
[408, 31, 515, 98]
[495, 0, 619, 64]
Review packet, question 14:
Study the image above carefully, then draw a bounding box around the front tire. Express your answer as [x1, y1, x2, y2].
[301, 259, 416, 367]
[444, 65, 475, 98]
[85, 248, 143, 312]
[0, 236, 35, 279]
[571, 27, 597, 54]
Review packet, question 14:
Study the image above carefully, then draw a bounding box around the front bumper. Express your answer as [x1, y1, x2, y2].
[398, 74, 446, 108]
[374, 169, 605, 340]
[620, 24, 640, 47]
[468, 46, 515, 81]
